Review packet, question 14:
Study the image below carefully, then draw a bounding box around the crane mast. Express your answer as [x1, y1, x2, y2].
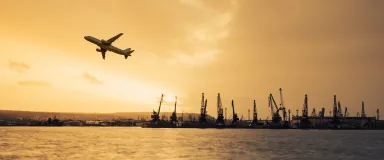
[174, 96, 177, 113]
[204, 99, 207, 116]
[333, 95, 338, 118]
[338, 101, 343, 117]
[151, 94, 164, 123]
[215, 93, 225, 126]
[302, 94, 308, 118]
[300, 94, 312, 128]
[253, 100, 257, 122]
[344, 107, 348, 118]
[217, 93, 223, 115]
[330, 95, 341, 128]
[268, 94, 276, 118]
[288, 109, 291, 123]
[361, 101, 366, 118]
[269, 94, 282, 124]
[279, 88, 287, 122]
[170, 96, 178, 124]
[200, 93, 205, 116]
[251, 100, 263, 126]
[199, 93, 207, 124]
[321, 108, 325, 119]
[231, 100, 239, 125]
[158, 94, 164, 117]
[377, 109, 380, 120]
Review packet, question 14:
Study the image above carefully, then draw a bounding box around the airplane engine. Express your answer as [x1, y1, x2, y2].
[96, 48, 101, 52]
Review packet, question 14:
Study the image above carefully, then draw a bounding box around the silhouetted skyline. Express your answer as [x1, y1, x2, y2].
[0, 0, 383, 119]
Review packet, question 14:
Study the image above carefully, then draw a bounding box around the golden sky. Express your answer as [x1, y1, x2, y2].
[0, 0, 383, 119]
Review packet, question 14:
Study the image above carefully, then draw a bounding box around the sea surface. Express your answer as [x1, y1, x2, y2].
[0, 127, 383, 160]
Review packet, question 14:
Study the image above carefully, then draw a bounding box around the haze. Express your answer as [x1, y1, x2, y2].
[0, 0, 383, 119]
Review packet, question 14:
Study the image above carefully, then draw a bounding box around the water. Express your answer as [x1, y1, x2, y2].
[0, 127, 383, 160]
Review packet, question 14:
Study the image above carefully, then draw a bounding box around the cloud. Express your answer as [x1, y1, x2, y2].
[164, 0, 238, 67]
[8, 61, 30, 73]
[83, 73, 103, 85]
[17, 81, 51, 87]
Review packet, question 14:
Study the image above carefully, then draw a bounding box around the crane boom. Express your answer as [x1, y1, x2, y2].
[302, 94, 308, 118]
[279, 88, 285, 109]
[344, 107, 347, 118]
[215, 93, 225, 126]
[232, 100, 235, 116]
[200, 93, 205, 115]
[217, 93, 223, 115]
[269, 94, 274, 117]
[272, 97, 279, 111]
[204, 99, 207, 115]
[174, 96, 177, 113]
[338, 101, 342, 117]
[158, 94, 164, 116]
[253, 100, 257, 121]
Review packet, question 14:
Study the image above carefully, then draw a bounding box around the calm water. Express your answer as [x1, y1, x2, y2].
[0, 127, 383, 160]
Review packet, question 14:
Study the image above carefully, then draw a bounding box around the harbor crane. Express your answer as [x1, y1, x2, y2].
[231, 100, 239, 125]
[377, 109, 380, 120]
[268, 94, 282, 124]
[338, 101, 343, 117]
[251, 100, 263, 126]
[300, 94, 312, 128]
[199, 93, 208, 124]
[288, 109, 291, 123]
[151, 94, 164, 124]
[344, 107, 348, 118]
[279, 88, 288, 122]
[215, 93, 225, 127]
[361, 101, 366, 118]
[330, 95, 341, 128]
[198, 100, 208, 124]
[170, 96, 178, 124]
[321, 107, 325, 119]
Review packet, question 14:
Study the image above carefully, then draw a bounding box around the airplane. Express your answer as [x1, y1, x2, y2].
[84, 33, 135, 60]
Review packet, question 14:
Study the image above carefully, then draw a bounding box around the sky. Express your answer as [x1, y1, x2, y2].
[0, 0, 383, 119]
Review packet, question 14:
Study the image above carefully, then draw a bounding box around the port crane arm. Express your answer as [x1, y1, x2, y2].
[268, 94, 274, 117]
[344, 107, 348, 118]
[204, 99, 207, 115]
[279, 88, 285, 109]
[174, 96, 177, 113]
[271, 95, 279, 111]
[269, 94, 281, 113]
[158, 94, 164, 116]
[232, 100, 235, 117]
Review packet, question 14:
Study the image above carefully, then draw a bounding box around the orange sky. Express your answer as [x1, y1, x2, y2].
[0, 0, 383, 119]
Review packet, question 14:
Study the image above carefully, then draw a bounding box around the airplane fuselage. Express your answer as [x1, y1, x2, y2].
[84, 36, 128, 56]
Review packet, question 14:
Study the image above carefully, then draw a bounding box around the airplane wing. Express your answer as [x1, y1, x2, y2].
[105, 33, 123, 44]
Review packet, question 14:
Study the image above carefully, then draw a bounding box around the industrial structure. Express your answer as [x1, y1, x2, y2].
[169, 96, 178, 125]
[198, 93, 207, 124]
[215, 93, 225, 128]
[250, 100, 263, 127]
[140, 89, 383, 130]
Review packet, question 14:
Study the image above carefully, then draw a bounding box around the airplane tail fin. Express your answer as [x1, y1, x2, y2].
[124, 48, 134, 59]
